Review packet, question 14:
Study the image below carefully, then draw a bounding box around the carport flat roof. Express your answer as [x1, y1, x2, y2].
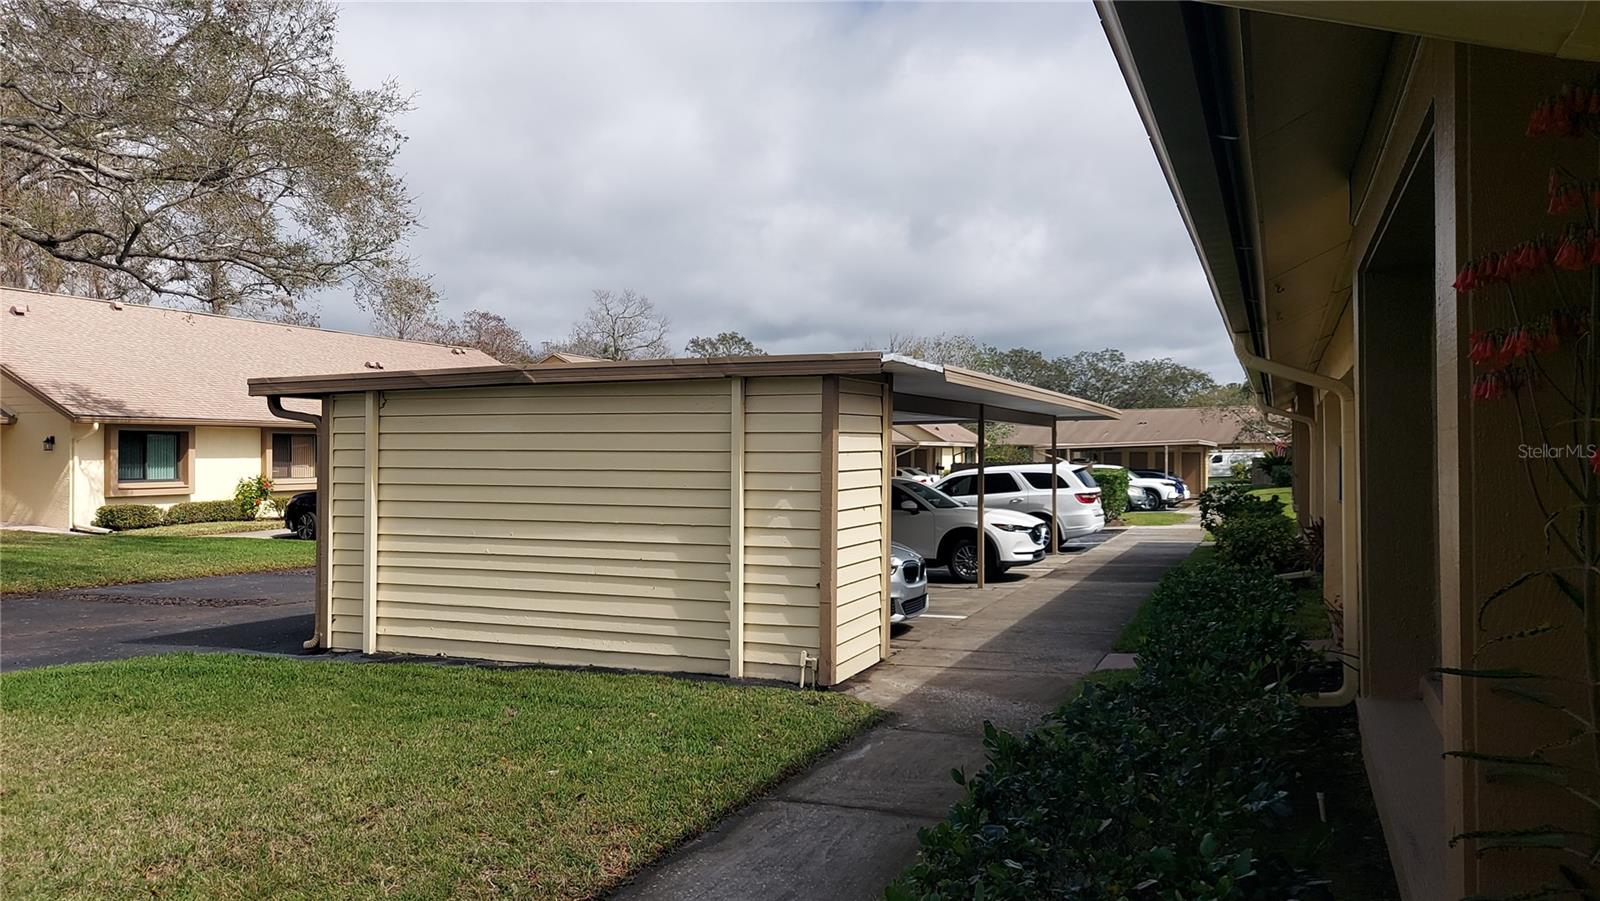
[248, 351, 1119, 426]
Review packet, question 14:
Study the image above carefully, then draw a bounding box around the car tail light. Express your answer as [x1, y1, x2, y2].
[1075, 493, 1099, 504]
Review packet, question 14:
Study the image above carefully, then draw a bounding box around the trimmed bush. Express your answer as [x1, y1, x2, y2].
[1197, 481, 1283, 533]
[92, 504, 164, 531]
[165, 500, 252, 525]
[891, 556, 1321, 900]
[1090, 466, 1130, 521]
[1214, 513, 1306, 573]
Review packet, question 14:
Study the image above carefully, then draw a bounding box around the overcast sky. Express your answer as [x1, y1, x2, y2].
[329, 2, 1239, 381]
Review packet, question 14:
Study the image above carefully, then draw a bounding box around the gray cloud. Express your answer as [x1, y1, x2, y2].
[328, 2, 1240, 380]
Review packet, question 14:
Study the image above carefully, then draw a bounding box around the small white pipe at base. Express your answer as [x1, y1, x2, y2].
[798, 650, 816, 689]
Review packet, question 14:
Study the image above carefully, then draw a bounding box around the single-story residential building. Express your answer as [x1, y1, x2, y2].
[0, 288, 497, 530]
[1008, 406, 1278, 491]
[893, 422, 976, 475]
[247, 353, 1116, 686]
[1099, 2, 1599, 896]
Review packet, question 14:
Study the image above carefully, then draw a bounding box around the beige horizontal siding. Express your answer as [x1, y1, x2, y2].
[832, 377, 886, 683]
[331, 382, 738, 668]
[326, 393, 366, 650]
[741, 377, 824, 676]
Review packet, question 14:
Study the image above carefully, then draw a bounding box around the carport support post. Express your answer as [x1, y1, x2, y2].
[1050, 419, 1059, 554]
[976, 404, 986, 588]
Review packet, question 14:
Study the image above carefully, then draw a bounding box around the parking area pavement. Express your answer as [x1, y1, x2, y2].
[613, 524, 1204, 900]
[0, 570, 315, 671]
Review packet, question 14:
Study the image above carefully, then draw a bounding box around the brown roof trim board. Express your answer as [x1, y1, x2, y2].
[248, 352, 1121, 424]
[0, 406, 14, 424]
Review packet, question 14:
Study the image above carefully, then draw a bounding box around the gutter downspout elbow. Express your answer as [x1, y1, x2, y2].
[1233, 347, 1358, 708]
[266, 397, 324, 650]
[267, 396, 321, 428]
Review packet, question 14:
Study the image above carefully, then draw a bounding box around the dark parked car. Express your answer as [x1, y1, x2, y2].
[284, 491, 316, 540]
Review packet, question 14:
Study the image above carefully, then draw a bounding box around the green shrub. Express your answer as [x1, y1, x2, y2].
[1090, 465, 1130, 521]
[1270, 464, 1293, 488]
[891, 558, 1320, 900]
[234, 475, 276, 519]
[92, 504, 164, 531]
[164, 499, 252, 524]
[1214, 513, 1305, 573]
[1197, 481, 1284, 533]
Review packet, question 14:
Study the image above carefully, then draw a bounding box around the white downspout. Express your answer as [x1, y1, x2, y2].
[1234, 348, 1358, 707]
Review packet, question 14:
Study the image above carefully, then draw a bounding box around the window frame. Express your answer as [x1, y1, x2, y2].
[104, 425, 195, 497]
[262, 428, 318, 490]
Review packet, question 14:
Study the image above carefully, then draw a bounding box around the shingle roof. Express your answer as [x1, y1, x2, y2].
[1006, 406, 1269, 449]
[0, 288, 499, 425]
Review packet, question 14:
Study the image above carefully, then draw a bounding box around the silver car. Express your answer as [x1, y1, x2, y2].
[889, 542, 929, 623]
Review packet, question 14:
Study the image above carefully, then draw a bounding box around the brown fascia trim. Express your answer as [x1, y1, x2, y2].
[247, 353, 889, 397]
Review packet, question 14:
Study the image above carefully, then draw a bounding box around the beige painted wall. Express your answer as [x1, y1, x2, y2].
[834, 377, 886, 682]
[0, 372, 71, 528]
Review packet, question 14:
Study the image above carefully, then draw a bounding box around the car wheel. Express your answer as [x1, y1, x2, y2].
[294, 512, 316, 541]
[948, 538, 980, 583]
[1133, 489, 1159, 511]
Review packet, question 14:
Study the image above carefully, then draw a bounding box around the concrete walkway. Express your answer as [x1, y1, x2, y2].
[613, 525, 1203, 900]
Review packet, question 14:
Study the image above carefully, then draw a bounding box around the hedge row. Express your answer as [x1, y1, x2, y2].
[92, 500, 256, 531]
[890, 545, 1320, 898]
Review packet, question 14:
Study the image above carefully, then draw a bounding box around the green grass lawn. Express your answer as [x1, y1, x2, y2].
[1248, 485, 1296, 519]
[123, 520, 280, 537]
[0, 529, 314, 595]
[1120, 511, 1189, 526]
[1, 654, 881, 899]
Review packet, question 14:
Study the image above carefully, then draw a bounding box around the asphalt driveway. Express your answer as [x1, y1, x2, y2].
[0, 569, 315, 671]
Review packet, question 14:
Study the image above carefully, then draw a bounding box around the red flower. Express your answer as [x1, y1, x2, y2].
[1533, 328, 1559, 355]
[1555, 235, 1588, 270]
[1472, 372, 1509, 401]
[1468, 330, 1496, 366]
[1590, 451, 1600, 477]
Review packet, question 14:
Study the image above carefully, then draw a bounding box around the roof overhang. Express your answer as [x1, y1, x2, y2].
[1098, 1, 1397, 403]
[1058, 438, 1221, 449]
[248, 352, 1120, 427]
[1220, 1, 1600, 61]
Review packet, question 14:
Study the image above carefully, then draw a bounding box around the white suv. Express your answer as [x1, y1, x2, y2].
[891, 478, 1047, 583]
[931, 464, 1104, 545]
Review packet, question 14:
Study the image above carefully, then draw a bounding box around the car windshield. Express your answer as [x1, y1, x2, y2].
[898, 479, 963, 509]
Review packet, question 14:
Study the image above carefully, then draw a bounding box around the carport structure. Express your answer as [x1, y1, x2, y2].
[249, 353, 1115, 686]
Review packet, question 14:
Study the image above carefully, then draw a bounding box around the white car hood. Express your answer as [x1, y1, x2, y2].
[978, 507, 1046, 529]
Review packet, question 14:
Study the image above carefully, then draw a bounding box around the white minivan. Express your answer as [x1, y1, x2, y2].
[1208, 449, 1267, 479]
[932, 463, 1105, 545]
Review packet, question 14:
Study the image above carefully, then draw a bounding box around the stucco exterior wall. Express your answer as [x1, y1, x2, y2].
[0, 372, 72, 528]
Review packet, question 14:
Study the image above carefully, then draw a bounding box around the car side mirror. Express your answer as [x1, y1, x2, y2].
[898, 500, 919, 513]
